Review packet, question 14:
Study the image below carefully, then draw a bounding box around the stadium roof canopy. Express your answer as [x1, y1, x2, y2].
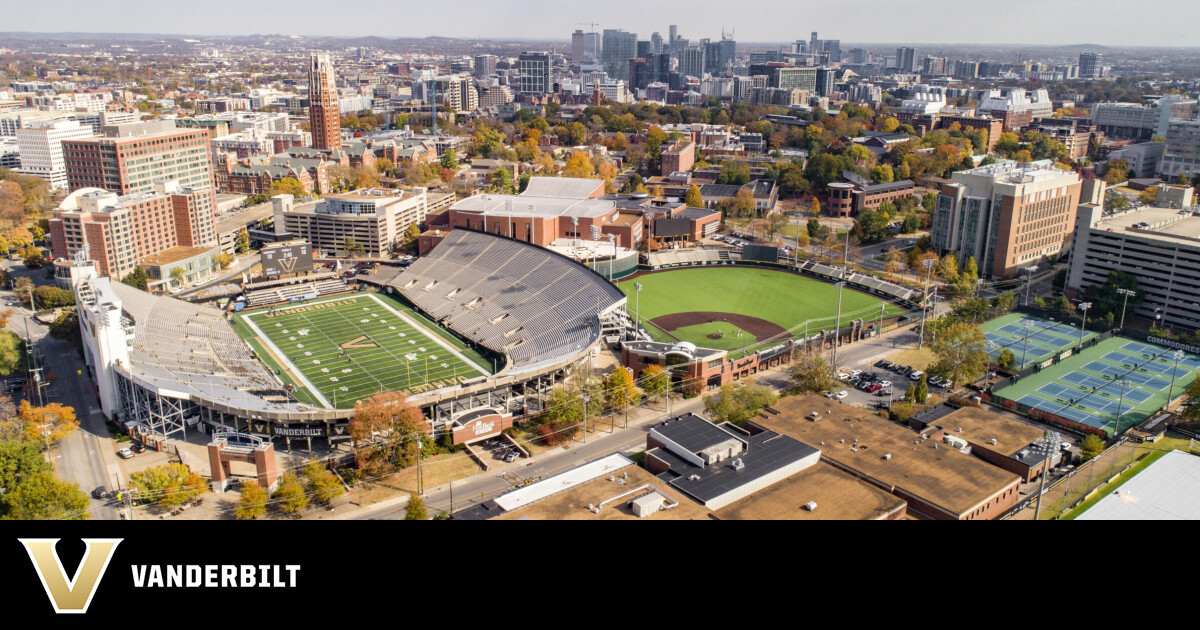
[1077, 450, 1200, 520]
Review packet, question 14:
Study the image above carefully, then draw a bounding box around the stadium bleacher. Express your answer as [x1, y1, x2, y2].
[391, 230, 626, 372]
[244, 272, 350, 307]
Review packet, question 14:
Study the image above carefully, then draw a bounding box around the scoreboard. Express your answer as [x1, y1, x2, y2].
[260, 241, 314, 277]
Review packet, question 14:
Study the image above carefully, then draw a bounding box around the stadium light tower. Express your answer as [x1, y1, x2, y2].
[917, 258, 936, 350]
[832, 281, 846, 369]
[1116, 288, 1136, 330]
[1032, 430, 1062, 520]
[1077, 302, 1092, 345]
[1168, 350, 1185, 403]
[1023, 265, 1039, 306]
[1113, 379, 1131, 438]
[633, 282, 643, 331]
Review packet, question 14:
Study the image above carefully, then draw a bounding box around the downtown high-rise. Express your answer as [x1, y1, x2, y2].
[308, 52, 342, 150]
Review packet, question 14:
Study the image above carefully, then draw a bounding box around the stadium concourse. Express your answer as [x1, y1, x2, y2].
[70, 229, 630, 449]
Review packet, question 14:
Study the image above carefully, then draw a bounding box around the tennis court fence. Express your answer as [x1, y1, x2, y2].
[1003, 438, 1151, 520]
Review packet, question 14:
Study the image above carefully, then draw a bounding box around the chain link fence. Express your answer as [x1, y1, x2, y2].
[1004, 438, 1152, 520]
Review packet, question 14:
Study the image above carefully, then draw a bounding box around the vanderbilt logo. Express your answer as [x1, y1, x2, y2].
[278, 257, 297, 272]
[20, 538, 122, 614]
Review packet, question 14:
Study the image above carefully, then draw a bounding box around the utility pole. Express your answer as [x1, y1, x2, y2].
[634, 282, 642, 331]
[1168, 350, 1185, 405]
[581, 392, 591, 443]
[1114, 380, 1129, 438]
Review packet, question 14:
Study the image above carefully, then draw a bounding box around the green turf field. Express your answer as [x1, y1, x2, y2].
[233, 292, 493, 409]
[617, 267, 907, 353]
[670, 322, 758, 350]
[992, 335, 1200, 436]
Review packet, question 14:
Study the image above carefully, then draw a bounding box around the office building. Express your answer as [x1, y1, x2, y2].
[273, 188, 429, 257]
[15, 119, 94, 190]
[63, 120, 212, 195]
[602, 29, 637, 81]
[650, 32, 664, 55]
[815, 67, 835, 96]
[823, 39, 840, 63]
[1160, 119, 1200, 179]
[1067, 203, 1200, 329]
[1079, 52, 1103, 79]
[474, 54, 497, 78]
[932, 162, 1082, 279]
[750, 63, 817, 92]
[1090, 96, 1197, 141]
[680, 46, 706, 78]
[308, 52, 342, 151]
[517, 51, 553, 94]
[896, 47, 917, 72]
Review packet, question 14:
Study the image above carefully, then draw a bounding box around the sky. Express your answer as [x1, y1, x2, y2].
[3, 0, 1199, 48]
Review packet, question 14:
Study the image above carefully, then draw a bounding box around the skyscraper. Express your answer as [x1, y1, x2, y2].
[823, 39, 841, 63]
[1079, 52, 1103, 79]
[308, 52, 341, 150]
[680, 46, 706, 78]
[518, 51, 552, 94]
[475, 54, 497, 78]
[602, 29, 637, 81]
[896, 47, 917, 72]
[650, 32, 663, 54]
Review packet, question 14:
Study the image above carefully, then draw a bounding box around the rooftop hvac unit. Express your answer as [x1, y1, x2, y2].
[731, 458, 745, 471]
[688, 474, 701, 481]
[883, 453, 892, 460]
[990, 438, 998, 446]
[804, 501, 818, 511]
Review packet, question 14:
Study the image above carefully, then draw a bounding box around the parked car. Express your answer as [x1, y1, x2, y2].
[834, 390, 849, 400]
[879, 380, 892, 388]
[91, 486, 108, 500]
[504, 450, 520, 463]
[909, 370, 925, 381]
[130, 442, 147, 454]
[117, 448, 134, 459]
[849, 369, 863, 377]
[837, 373, 850, 380]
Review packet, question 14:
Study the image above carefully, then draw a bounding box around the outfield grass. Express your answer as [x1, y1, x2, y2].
[618, 267, 906, 353]
[670, 322, 759, 350]
[233, 292, 493, 409]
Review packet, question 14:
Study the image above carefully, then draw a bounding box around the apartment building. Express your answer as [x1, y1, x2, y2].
[932, 162, 1083, 279]
[49, 180, 214, 280]
[62, 120, 212, 195]
[1160, 119, 1200, 179]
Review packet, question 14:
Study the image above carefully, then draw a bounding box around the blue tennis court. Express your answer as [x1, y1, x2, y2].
[1016, 395, 1110, 429]
[1061, 371, 1110, 389]
[1059, 370, 1156, 402]
[1037, 382, 1084, 401]
[1031, 331, 1076, 348]
[1101, 351, 1180, 376]
[1083, 361, 1126, 377]
[1121, 342, 1200, 369]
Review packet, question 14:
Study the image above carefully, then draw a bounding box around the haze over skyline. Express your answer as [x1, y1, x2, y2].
[4, 0, 1199, 48]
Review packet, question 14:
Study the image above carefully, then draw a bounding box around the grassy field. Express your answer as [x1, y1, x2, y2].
[233, 292, 493, 409]
[671, 322, 758, 350]
[993, 335, 1200, 436]
[618, 267, 906, 353]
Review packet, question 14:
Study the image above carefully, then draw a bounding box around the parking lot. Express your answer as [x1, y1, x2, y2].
[825, 358, 958, 411]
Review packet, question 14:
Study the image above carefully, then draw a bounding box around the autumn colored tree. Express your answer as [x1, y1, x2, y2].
[128, 462, 205, 510]
[684, 185, 704, 208]
[304, 461, 345, 505]
[18, 400, 78, 447]
[236, 481, 268, 520]
[350, 390, 426, 474]
[273, 473, 308, 514]
[640, 365, 670, 401]
[604, 367, 642, 412]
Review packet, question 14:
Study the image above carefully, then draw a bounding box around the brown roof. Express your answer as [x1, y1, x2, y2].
[753, 395, 1021, 518]
[139, 245, 215, 266]
[490, 463, 711, 521]
[935, 406, 1043, 457]
[712, 462, 906, 521]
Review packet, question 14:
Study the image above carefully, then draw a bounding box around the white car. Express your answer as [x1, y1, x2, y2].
[117, 448, 134, 459]
[837, 373, 850, 380]
[879, 380, 892, 388]
[909, 370, 925, 381]
[849, 369, 863, 377]
[824, 391, 836, 399]
[835, 390, 849, 400]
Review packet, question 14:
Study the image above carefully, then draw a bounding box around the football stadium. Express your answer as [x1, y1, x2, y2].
[71, 228, 630, 446]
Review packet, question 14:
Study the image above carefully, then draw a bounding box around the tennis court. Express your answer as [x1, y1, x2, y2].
[994, 335, 1200, 436]
[982, 313, 1096, 368]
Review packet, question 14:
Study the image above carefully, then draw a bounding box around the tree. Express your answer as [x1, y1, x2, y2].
[18, 400, 78, 446]
[640, 365, 670, 402]
[350, 390, 425, 474]
[904, 375, 929, 405]
[883, 247, 906, 274]
[343, 237, 365, 256]
[404, 222, 421, 245]
[488, 167, 515, 194]
[23, 247, 45, 269]
[1, 472, 89, 520]
[0, 330, 21, 376]
[604, 368, 641, 412]
[929, 320, 989, 384]
[870, 164, 894, 185]
[268, 177, 307, 199]
[236, 481, 268, 520]
[684, 185, 704, 208]
[806, 218, 822, 239]
[0, 439, 50, 493]
[440, 151, 459, 170]
[702, 379, 777, 426]
[128, 462, 204, 510]
[169, 267, 186, 287]
[405, 494, 427, 520]
[997, 349, 1017, 373]
[788, 352, 836, 394]
[235, 228, 250, 254]
[1080, 435, 1105, 462]
[810, 197, 821, 216]
[274, 473, 308, 514]
[305, 461, 345, 505]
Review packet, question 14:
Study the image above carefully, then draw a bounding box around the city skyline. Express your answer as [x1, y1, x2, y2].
[2, 0, 1199, 48]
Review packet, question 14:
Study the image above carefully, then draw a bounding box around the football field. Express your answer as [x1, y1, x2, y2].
[235, 293, 491, 409]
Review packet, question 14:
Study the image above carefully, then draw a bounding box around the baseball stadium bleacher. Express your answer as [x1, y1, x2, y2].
[796, 260, 917, 302]
[391, 230, 626, 373]
[646, 248, 732, 266]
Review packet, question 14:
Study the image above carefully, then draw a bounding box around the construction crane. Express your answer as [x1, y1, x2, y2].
[576, 21, 600, 33]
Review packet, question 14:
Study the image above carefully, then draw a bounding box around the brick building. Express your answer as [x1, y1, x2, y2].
[63, 120, 213, 195]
